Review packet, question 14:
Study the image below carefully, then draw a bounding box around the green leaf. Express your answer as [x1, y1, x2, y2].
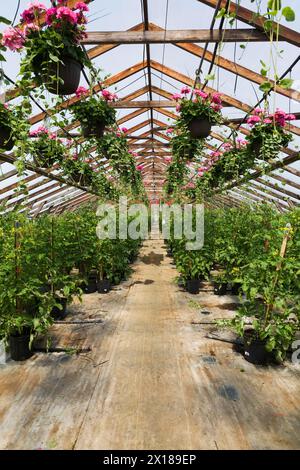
[259, 81, 273, 93]
[0, 16, 11, 25]
[278, 78, 293, 89]
[282, 7, 295, 22]
[267, 0, 281, 11]
[49, 54, 60, 63]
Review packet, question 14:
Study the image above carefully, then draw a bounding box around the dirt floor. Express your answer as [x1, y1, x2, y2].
[0, 239, 300, 450]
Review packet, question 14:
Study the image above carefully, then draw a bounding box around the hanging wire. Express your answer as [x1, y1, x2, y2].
[156, 0, 170, 120]
[12, 0, 21, 26]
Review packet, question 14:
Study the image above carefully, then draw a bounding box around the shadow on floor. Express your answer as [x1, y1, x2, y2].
[140, 252, 164, 266]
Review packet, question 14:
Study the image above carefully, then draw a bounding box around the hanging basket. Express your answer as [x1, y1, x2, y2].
[43, 56, 82, 96]
[0, 123, 14, 151]
[188, 117, 212, 139]
[33, 151, 57, 169]
[82, 119, 106, 139]
[70, 171, 93, 187]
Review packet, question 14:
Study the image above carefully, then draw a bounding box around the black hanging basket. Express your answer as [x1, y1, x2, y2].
[0, 123, 14, 150]
[243, 330, 269, 365]
[43, 57, 82, 95]
[9, 328, 33, 361]
[185, 279, 200, 294]
[70, 171, 93, 187]
[82, 120, 106, 139]
[97, 279, 111, 294]
[188, 117, 212, 139]
[33, 152, 57, 169]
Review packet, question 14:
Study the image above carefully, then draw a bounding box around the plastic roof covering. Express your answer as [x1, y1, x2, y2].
[0, 0, 299, 214]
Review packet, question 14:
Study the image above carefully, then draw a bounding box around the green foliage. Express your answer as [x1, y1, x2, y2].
[246, 122, 292, 162]
[19, 24, 90, 92]
[208, 205, 300, 362]
[71, 95, 116, 131]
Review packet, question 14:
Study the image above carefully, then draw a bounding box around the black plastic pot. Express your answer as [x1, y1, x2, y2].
[188, 118, 212, 139]
[84, 274, 98, 294]
[185, 279, 200, 294]
[70, 171, 93, 187]
[231, 283, 242, 295]
[0, 123, 14, 150]
[214, 282, 227, 296]
[97, 279, 111, 294]
[51, 297, 67, 320]
[44, 57, 82, 95]
[9, 329, 33, 361]
[243, 330, 269, 365]
[33, 153, 56, 169]
[82, 120, 106, 139]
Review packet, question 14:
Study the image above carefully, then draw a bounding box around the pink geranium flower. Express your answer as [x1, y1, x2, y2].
[56, 6, 78, 24]
[193, 89, 208, 99]
[24, 23, 40, 35]
[121, 127, 128, 133]
[166, 128, 173, 134]
[172, 93, 182, 101]
[165, 156, 172, 163]
[210, 103, 222, 111]
[253, 107, 264, 115]
[263, 118, 272, 124]
[247, 115, 261, 126]
[75, 86, 89, 98]
[45, 7, 57, 25]
[29, 125, 49, 137]
[1, 27, 25, 51]
[211, 92, 222, 104]
[75, 2, 89, 11]
[285, 114, 296, 121]
[136, 165, 143, 171]
[101, 89, 117, 101]
[181, 86, 191, 95]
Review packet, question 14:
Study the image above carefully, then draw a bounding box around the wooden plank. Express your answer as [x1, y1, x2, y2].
[113, 100, 177, 108]
[197, 0, 300, 47]
[29, 61, 147, 125]
[82, 29, 267, 45]
[145, 22, 300, 102]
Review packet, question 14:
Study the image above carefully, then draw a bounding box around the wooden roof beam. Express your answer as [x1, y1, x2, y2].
[197, 0, 300, 47]
[82, 29, 267, 45]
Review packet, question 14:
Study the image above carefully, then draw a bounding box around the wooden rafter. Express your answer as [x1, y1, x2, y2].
[197, 0, 300, 47]
[82, 29, 267, 45]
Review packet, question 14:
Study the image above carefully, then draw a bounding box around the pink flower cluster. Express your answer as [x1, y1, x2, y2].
[75, 86, 89, 98]
[101, 89, 118, 102]
[136, 165, 144, 171]
[247, 108, 296, 128]
[172, 88, 223, 114]
[21, 2, 46, 24]
[2, 1, 90, 52]
[1, 27, 25, 51]
[29, 125, 59, 140]
[182, 181, 196, 190]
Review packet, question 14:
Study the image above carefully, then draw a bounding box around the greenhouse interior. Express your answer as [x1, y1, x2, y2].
[0, 0, 299, 453]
